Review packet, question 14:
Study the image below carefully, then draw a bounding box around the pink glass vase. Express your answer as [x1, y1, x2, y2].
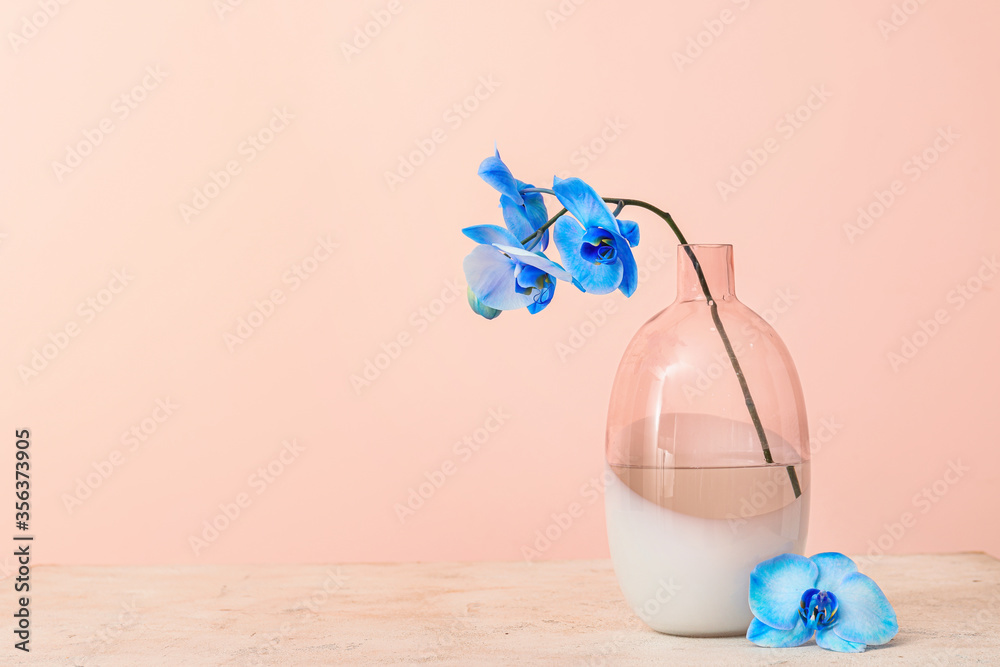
[605, 244, 810, 637]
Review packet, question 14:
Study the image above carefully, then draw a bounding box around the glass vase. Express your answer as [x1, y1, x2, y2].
[605, 244, 810, 637]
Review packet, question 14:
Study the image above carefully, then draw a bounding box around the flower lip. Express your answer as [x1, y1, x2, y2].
[581, 238, 617, 265]
[799, 589, 838, 629]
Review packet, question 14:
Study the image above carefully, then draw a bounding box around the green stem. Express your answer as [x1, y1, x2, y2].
[522, 196, 801, 498]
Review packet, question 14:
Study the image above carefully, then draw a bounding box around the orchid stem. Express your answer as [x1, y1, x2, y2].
[520, 195, 801, 498]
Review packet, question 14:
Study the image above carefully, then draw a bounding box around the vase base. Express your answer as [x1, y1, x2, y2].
[650, 627, 749, 638]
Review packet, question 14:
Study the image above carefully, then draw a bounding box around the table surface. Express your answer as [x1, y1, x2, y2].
[10, 553, 1000, 666]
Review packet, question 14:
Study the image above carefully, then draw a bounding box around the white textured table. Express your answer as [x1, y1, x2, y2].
[13, 554, 1000, 665]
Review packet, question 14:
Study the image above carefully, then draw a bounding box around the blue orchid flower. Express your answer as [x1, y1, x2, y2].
[551, 176, 640, 296]
[478, 150, 549, 251]
[748, 553, 898, 653]
[462, 224, 572, 318]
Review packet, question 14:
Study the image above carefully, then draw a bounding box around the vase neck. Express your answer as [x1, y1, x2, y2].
[676, 245, 735, 302]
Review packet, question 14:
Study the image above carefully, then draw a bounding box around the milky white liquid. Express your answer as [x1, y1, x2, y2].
[605, 461, 809, 637]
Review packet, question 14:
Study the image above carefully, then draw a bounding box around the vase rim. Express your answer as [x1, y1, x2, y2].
[679, 243, 732, 249]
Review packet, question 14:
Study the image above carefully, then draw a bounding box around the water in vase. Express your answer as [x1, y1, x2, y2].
[605, 451, 809, 636]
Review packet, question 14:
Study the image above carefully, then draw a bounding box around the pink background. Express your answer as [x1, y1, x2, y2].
[2, 0, 998, 573]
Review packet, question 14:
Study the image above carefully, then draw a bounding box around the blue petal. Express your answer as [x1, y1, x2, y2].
[515, 264, 546, 292]
[811, 553, 858, 592]
[526, 278, 555, 315]
[749, 554, 819, 631]
[579, 228, 617, 264]
[580, 243, 615, 264]
[467, 286, 501, 320]
[830, 573, 899, 646]
[553, 217, 622, 295]
[517, 187, 549, 234]
[462, 224, 523, 247]
[552, 176, 619, 235]
[500, 197, 543, 251]
[515, 181, 548, 225]
[462, 245, 532, 311]
[494, 245, 573, 282]
[618, 219, 640, 247]
[520, 186, 549, 250]
[478, 151, 522, 205]
[816, 628, 866, 653]
[582, 227, 613, 245]
[747, 618, 813, 648]
[612, 234, 638, 297]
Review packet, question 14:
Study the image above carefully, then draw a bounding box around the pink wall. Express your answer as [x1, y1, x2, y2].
[2, 1, 998, 569]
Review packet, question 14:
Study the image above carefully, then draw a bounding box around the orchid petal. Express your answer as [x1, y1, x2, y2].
[478, 151, 522, 205]
[500, 198, 539, 250]
[552, 176, 619, 235]
[612, 233, 638, 297]
[526, 279, 555, 315]
[553, 217, 623, 295]
[747, 618, 813, 648]
[462, 225, 522, 247]
[463, 245, 531, 311]
[811, 553, 858, 592]
[520, 185, 549, 250]
[494, 245, 573, 282]
[582, 227, 613, 246]
[618, 219, 640, 247]
[514, 264, 546, 292]
[749, 554, 819, 631]
[526, 297, 552, 314]
[830, 573, 898, 646]
[816, 628, 866, 653]
[467, 286, 501, 320]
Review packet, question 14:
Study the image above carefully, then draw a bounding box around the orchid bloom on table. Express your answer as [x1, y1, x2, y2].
[747, 552, 898, 653]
